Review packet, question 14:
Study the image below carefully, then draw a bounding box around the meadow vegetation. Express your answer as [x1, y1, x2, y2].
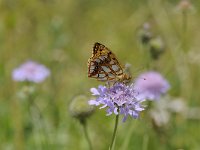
[0, 0, 200, 149]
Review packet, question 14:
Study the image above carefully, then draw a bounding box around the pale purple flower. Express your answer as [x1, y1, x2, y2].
[134, 71, 170, 100]
[88, 83, 145, 122]
[12, 61, 50, 83]
[150, 96, 187, 127]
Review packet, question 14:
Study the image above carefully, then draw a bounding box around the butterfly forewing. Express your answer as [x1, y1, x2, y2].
[88, 42, 125, 82]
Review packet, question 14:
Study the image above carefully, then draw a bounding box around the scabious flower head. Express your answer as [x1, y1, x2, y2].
[134, 71, 170, 100]
[88, 83, 145, 122]
[12, 61, 50, 83]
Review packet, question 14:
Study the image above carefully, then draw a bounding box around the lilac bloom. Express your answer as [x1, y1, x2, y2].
[88, 83, 145, 122]
[134, 71, 170, 100]
[12, 60, 50, 83]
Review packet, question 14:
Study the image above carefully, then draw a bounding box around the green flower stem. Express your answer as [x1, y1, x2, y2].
[81, 120, 93, 150]
[109, 114, 119, 150]
[182, 10, 187, 35]
[142, 134, 149, 150]
[141, 44, 151, 70]
[182, 10, 188, 52]
[25, 84, 49, 149]
[120, 122, 135, 150]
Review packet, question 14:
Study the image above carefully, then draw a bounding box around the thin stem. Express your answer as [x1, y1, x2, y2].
[141, 43, 151, 70]
[142, 134, 149, 150]
[120, 122, 135, 150]
[81, 120, 93, 150]
[182, 10, 188, 52]
[13, 97, 24, 150]
[109, 114, 119, 150]
[182, 11, 187, 34]
[26, 86, 49, 149]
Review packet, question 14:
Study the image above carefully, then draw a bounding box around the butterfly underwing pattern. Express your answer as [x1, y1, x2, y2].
[88, 42, 131, 83]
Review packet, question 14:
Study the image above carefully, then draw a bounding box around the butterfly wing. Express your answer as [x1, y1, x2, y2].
[88, 42, 124, 81]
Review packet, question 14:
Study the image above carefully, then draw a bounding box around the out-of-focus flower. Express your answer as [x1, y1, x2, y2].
[88, 83, 145, 122]
[168, 98, 187, 114]
[52, 49, 68, 63]
[176, 0, 195, 13]
[12, 61, 50, 83]
[188, 50, 200, 65]
[134, 71, 170, 100]
[138, 22, 153, 45]
[16, 85, 36, 100]
[69, 95, 95, 122]
[175, 0, 196, 14]
[150, 96, 187, 127]
[150, 97, 170, 127]
[186, 107, 200, 120]
[149, 37, 165, 60]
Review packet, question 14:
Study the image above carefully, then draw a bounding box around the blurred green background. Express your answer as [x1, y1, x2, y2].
[0, 0, 200, 149]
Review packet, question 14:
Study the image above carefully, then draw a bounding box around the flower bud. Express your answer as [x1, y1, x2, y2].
[149, 37, 165, 60]
[138, 23, 153, 45]
[69, 95, 95, 122]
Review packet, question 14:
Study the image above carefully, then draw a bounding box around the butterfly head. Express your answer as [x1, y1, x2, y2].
[120, 63, 132, 83]
[117, 73, 132, 83]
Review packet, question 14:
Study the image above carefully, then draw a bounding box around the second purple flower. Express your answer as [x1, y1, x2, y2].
[12, 60, 50, 83]
[134, 71, 170, 101]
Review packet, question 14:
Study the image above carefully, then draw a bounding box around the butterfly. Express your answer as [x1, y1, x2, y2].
[88, 42, 131, 83]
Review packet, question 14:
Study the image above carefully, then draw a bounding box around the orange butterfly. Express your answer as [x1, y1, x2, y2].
[88, 42, 131, 83]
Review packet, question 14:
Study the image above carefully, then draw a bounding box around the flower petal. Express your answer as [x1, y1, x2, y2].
[90, 88, 100, 95]
[88, 100, 100, 106]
